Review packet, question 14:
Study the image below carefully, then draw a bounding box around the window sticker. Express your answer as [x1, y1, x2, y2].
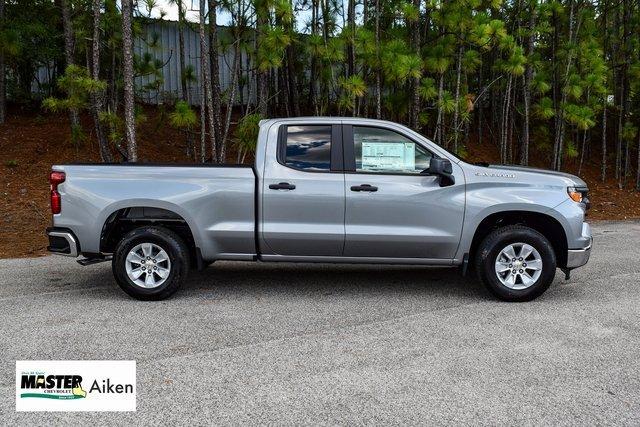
[361, 141, 415, 172]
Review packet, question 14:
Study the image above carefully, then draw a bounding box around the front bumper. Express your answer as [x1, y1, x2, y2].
[566, 222, 592, 268]
[46, 227, 79, 257]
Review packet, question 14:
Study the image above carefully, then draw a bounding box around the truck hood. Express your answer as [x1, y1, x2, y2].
[482, 164, 588, 188]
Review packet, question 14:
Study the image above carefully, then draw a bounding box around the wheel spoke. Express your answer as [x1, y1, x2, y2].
[519, 244, 534, 260]
[526, 259, 542, 271]
[142, 243, 152, 257]
[130, 267, 144, 279]
[155, 266, 169, 279]
[502, 245, 517, 260]
[126, 252, 144, 264]
[520, 271, 535, 286]
[496, 262, 511, 273]
[155, 252, 169, 263]
[144, 272, 157, 287]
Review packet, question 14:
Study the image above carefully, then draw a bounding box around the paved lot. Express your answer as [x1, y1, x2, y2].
[1, 221, 639, 425]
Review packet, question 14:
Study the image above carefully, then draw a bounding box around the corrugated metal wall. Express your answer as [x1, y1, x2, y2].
[33, 20, 251, 106]
[134, 20, 251, 106]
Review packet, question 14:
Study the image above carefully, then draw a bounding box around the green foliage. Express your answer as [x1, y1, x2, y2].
[534, 97, 555, 120]
[418, 78, 438, 101]
[233, 114, 263, 155]
[42, 65, 106, 113]
[169, 101, 197, 129]
[563, 104, 595, 131]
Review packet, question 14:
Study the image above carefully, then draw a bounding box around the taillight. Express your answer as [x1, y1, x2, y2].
[50, 171, 65, 214]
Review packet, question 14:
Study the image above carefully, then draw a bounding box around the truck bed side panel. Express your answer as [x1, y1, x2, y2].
[51, 165, 256, 261]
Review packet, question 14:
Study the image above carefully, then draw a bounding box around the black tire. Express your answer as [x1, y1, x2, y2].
[112, 226, 190, 300]
[475, 225, 556, 302]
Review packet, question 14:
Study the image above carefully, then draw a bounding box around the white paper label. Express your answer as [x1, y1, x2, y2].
[361, 142, 415, 172]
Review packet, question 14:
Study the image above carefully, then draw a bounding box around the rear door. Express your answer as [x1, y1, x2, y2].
[342, 124, 465, 259]
[261, 123, 345, 256]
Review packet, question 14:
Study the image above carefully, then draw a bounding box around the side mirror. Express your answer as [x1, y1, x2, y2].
[428, 157, 455, 187]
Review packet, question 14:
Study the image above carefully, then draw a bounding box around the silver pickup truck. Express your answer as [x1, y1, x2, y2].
[46, 117, 592, 301]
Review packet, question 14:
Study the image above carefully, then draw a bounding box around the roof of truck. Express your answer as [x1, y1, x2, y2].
[259, 117, 400, 127]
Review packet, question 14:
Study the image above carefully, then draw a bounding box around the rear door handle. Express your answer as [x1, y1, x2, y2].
[269, 182, 296, 190]
[350, 184, 378, 192]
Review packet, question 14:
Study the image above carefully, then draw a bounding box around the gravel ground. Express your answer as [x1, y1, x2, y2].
[1, 221, 639, 425]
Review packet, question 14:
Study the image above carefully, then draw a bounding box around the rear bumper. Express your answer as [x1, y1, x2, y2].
[46, 227, 79, 257]
[566, 222, 592, 268]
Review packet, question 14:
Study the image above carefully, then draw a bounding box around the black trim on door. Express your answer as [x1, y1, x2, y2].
[276, 123, 344, 173]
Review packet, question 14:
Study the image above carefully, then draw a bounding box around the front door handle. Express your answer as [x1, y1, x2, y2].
[269, 182, 296, 190]
[350, 184, 378, 192]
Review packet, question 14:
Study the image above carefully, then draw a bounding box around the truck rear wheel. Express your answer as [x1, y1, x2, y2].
[475, 225, 556, 302]
[112, 226, 190, 300]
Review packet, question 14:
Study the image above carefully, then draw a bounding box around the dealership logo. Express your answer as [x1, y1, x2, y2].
[20, 373, 87, 400]
[16, 361, 136, 411]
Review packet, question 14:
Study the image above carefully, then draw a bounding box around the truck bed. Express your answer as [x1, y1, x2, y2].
[51, 163, 257, 261]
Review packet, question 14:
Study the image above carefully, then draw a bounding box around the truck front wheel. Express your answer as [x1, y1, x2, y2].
[112, 226, 190, 300]
[475, 225, 557, 302]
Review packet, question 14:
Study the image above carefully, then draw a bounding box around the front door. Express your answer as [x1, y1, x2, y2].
[342, 124, 464, 259]
[261, 124, 345, 256]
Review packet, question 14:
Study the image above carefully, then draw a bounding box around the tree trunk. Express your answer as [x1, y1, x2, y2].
[601, 0, 609, 183]
[121, 0, 137, 161]
[0, 0, 5, 124]
[286, 42, 300, 117]
[636, 129, 640, 190]
[256, 0, 268, 116]
[452, 44, 463, 154]
[61, 0, 80, 132]
[374, 0, 381, 119]
[222, 39, 241, 151]
[310, 0, 319, 115]
[90, 0, 113, 162]
[177, 2, 188, 103]
[552, 0, 575, 171]
[199, 0, 217, 162]
[521, 0, 536, 165]
[433, 73, 444, 145]
[346, 0, 355, 78]
[208, 0, 223, 161]
[409, 0, 421, 130]
[601, 102, 607, 182]
[177, 0, 194, 160]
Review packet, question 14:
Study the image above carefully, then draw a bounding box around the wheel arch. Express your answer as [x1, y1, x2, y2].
[467, 210, 569, 268]
[98, 204, 201, 268]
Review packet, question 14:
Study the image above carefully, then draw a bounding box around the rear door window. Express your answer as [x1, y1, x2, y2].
[281, 125, 333, 172]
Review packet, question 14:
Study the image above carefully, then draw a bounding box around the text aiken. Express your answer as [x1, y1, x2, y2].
[90, 379, 134, 394]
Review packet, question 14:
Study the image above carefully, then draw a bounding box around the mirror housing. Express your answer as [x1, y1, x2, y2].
[428, 157, 455, 187]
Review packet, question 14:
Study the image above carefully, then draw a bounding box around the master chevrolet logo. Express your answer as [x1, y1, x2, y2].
[20, 374, 87, 400]
[16, 361, 136, 411]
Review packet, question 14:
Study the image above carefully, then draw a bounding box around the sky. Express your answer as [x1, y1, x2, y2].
[145, 0, 352, 32]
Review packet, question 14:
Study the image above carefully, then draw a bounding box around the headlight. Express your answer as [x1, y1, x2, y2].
[567, 186, 590, 210]
[567, 187, 583, 203]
